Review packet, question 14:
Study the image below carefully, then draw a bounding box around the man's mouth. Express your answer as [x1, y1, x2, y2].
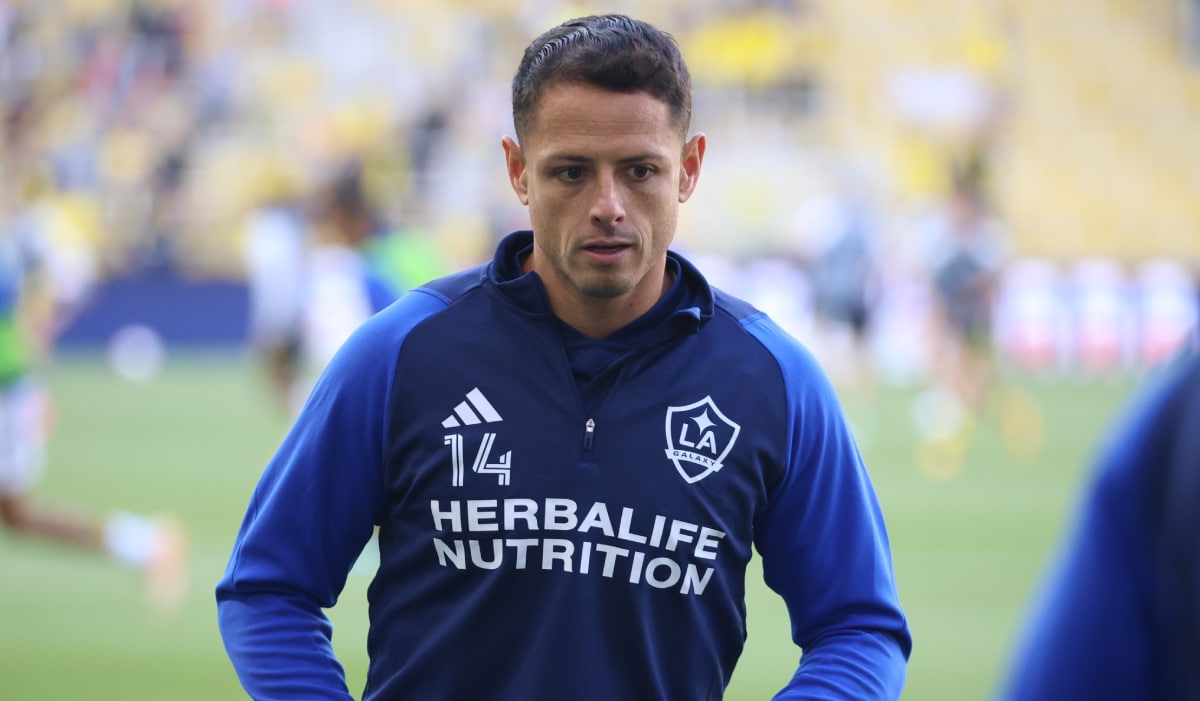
[581, 241, 633, 263]
[583, 239, 633, 253]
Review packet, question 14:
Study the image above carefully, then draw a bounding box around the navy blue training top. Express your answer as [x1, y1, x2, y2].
[217, 231, 911, 700]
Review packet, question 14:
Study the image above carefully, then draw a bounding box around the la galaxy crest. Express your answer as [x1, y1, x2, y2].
[664, 396, 741, 483]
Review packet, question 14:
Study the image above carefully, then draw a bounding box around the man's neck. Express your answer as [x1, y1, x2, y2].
[523, 254, 674, 339]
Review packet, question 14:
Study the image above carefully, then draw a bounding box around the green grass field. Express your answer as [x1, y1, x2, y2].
[0, 354, 1136, 700]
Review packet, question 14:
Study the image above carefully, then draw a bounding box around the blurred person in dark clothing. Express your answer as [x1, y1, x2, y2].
[924, 177, 1007, 412]
[808, 167, 883, 394]
[907, 173, 1044, 478]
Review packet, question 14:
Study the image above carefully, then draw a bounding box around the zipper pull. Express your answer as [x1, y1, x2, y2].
[584, 418, 595, 449]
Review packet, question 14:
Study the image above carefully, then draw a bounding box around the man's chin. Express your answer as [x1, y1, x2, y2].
[576, 275, 633, 300]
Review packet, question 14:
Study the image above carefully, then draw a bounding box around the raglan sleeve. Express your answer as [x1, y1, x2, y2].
[214, 302, 406, 700]
[751, 324, 912, 700]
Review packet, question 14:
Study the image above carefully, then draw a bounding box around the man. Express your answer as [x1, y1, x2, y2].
[920, 175, 1008, 414]
[0, 207, 188, 616]
[241, 161, 308, 415]
[996, 346, 1200, 700]
[907, 175, 1021, 479]
[217, 14, 911, 700]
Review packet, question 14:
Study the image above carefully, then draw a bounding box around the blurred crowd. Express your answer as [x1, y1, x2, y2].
[1, 0, 1197, 392]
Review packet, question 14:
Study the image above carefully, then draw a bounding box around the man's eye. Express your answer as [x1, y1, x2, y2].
[630, 165, 654, 180]
[560, 166, 584, 181]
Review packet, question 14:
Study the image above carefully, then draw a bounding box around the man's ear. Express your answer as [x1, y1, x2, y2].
[502, 136, 529, 205]
[678, 132, 706, 204]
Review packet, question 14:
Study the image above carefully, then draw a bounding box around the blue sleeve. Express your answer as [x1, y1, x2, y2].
[747, 317, 911, 699]
[994, 366, 1182, 701]
[215, 289, 447, 699]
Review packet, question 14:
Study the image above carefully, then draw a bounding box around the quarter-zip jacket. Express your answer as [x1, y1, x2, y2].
[217, 231, 912, 700]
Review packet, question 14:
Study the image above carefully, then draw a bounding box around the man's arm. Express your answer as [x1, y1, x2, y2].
[216, 295, 425, 699]
[750, 323, 911, 699]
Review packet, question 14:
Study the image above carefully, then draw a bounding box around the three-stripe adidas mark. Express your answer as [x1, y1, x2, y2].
[442, 387, 502, 428]
[442, 388, 511, 486]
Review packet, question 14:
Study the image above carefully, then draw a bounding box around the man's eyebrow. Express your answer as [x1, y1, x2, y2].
[617, 152, 671, 164]
[543, 153, 591, 163]
[543, 151, 670, 163]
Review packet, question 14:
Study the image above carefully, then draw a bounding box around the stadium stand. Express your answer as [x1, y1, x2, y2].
[1, 0, 1195, 368]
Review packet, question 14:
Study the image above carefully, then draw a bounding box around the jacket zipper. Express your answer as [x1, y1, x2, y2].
[583, 418, 595, 450]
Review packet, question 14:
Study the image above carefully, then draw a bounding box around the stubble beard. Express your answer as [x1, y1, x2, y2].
[574, 270, 635, 300]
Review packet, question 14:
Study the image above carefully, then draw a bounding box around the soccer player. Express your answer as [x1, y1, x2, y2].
[996, 346, 1200, 700]
[242, 162, 308, 416]
[217, 14, 911, 700]
[244, 159, 400, 417]
[907, 173, 1035, 479]
[297, 159, 399, 384]
[0, 212, 189, 615]
[920, 175, 1008, 416]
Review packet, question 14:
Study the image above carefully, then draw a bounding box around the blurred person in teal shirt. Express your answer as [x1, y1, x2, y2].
[0, 210, 189, 616]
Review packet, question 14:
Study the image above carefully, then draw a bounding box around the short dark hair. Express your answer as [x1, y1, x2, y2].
[511, 14, 692, 142]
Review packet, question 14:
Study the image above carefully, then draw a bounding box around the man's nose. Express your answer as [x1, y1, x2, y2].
[589, 174, 626, 228]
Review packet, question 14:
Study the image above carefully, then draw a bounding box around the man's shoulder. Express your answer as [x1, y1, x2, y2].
[710, 287, 761, 324]
[357, 263, 491, 348]
[419, 264, 488, 303]
[708, 286, 830, 384]
[709, 287, 795, 351]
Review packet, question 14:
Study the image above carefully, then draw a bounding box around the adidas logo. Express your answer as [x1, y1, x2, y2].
[442, 388, 503, 429]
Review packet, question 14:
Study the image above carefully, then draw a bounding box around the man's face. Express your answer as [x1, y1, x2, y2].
[503, 81, 704, 321]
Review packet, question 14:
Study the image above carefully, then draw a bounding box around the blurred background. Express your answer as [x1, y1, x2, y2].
[0, 0, 1197, 699]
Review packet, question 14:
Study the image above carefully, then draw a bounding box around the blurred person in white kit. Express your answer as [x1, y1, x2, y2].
[295, 160, 399, 413]
[243, 159, 399, 417]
